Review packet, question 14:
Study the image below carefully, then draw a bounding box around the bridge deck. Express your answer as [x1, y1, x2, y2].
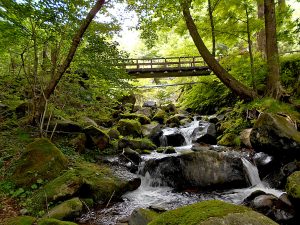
[120, 56, 211, 78]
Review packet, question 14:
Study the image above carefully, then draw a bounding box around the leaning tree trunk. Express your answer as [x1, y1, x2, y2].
[180, 0, 257, 100]
[264, 0, 282, 99]
[33, 0, 106, 122]
[208, 0, 216, 57]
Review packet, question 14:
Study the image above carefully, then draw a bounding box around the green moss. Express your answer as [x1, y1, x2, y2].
[45, 197, 83, 220]
[118, 137, 156, 150]
[11, 138, 68, 187]
[37, 218, 77, 225]
[141, 150, 152, 154]
[149, 200, 250, 225]
[152, 109, 166, 124]
[6, 216, 36, 225]
[139, 208, 159, 220]
[217, 133, 239, 147]
[31, 162, 126, 211]
[121, 113, 151, 125]
[84, 126, 110, 150]
[117, 119, 142, 137]
[286, 171, 300, 199]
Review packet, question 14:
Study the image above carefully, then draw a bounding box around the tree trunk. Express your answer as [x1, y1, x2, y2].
[246, 6, 256, 91]
[33, 0, 106, 121]
[180, 0, 257, 100]
[208, 0, 216, 57]
[257, 0, 266, 56]
[264, 0, 282, 99]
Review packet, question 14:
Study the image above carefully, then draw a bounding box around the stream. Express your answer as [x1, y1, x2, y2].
[79, 117, 284, 225]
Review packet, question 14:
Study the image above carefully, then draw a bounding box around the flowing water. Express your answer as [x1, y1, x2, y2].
[79, 118, 283, 225]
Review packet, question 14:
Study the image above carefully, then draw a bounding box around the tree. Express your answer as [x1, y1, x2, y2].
[264, 0, 282, 99]
[180, 0, 257, 100]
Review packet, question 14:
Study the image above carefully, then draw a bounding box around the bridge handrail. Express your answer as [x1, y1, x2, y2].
[117, 56, 207, 70]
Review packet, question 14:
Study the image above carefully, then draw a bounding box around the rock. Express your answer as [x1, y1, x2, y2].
[121, 147, 142, 165]
[121, 113, 151, 125]
[141, 122, 162, 146]
[166, 114, 188, 126]
[136, 107, 153, 118]
[6, 216, 36, 225]
[12, 138, 68, 187]
[142, 150, 246, 190]
[192, 123, 217, 145]
[160, 128, 185, 147]
[5, 217, 78, 225]
[117, 119, 142, 138]
[149, 200, 279, 225]
[129, 208, 159, 225]
[250, 113, 300, 159]
[217, 133, 239, 146]
[118, 137, 156, 151]
[30, 162, 140, 211]
[191, 143, 212, 152]
[84, 126, 110, 150]
[108, 128, 120, 140]
[286, 171, 300, 203]
[240, 128, 252, 148]
[208, 116, 219, 124]
[244, 193, 295, 223]
[163, 103, 177, 114]
[44, 197, 83, 220]
[70, 133, 86, 153]
[180, 118, 192, 126]
[143, 101, 157, 109]
[49, 120, 83, 133]
[152, 109, 166, 124]
[120, 94, 136, 107]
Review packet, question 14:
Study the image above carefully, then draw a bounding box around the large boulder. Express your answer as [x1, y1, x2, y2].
[84, 126, 110, 150]
[142, 150, 246, 190]
[250, 113, 300, 159]
[49, 120, 82, 133]
[136, 107, 153, 118]
[12, 138, 68, 187]
[121, 147, 142, 165]
[143, 101, 157, 109]
[148, 200, 279, 225]
[117, 119, 142, 138]
[44, 197, 83, 220]
[286, 171, 300, 204]
[192, 123, 217, 145]
[120, 113, 151, 125]
[160, 128, 185, 147]
[142, 122, 162, 146]
[30, 162, 141, 211]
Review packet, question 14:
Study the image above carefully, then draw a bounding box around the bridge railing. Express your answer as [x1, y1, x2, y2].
[118, 56, 207, 70]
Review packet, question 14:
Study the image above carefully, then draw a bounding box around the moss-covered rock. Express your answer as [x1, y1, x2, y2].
[129, 208, 159, 225]
[152, 109, 166, 124]
[149, 200, 279, 225]
[156, 146, 176, 154]
[107, 128, 120, 140]
[250, 113, 300, 159]
[44, 197, 83, 220]
[37, 218, 78, 225]
[120, 113, 151, 125]
[48, 120, 82, 133]
[6, 216, 36, 225]
[286, 171, 300, 200]
[217, 133, 239, 147]
[84, 126, 110, 150]
[31, 162, 138, 211]
[11, 138, 68, 187]
[118, 137, 156, 151]
[70, 133, 86, 153]
[117, 119, 142, 137]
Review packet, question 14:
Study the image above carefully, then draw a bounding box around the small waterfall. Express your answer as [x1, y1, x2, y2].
[241, 158, 263, 186]
[180, 118, 200, 145]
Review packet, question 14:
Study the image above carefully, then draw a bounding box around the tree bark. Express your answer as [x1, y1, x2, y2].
[208, 0, 216, 57]
[180, 0, 257, 100]
[33, 0, 106, 121]
[257, 0, 266, 56]
[245, 6, 256, 91]
[264, 0, 282, 99]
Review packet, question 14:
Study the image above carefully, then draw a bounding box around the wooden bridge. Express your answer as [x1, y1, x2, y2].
[119, 56, 211, 78]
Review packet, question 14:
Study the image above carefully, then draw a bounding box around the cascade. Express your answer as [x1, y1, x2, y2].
[241, 158, 263, 187]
